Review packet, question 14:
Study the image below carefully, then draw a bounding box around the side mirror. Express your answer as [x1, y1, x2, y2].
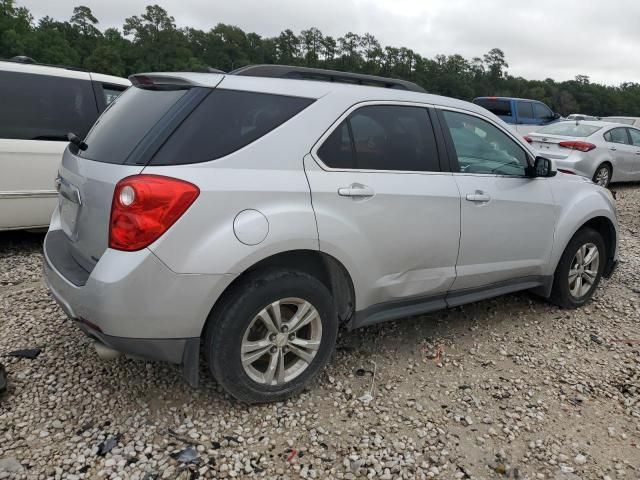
[526, 156, 557, 178]
[553, 112, 562, 120]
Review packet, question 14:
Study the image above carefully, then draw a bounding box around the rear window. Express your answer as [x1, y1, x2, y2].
[537, 122, 601, 137]
[473, 98, 512, 117]
[79, 86, 188, 164]
[0, 70, 98, 141]
[150, 89, 314, 165]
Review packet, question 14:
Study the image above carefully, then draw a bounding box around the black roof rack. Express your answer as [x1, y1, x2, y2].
[3, 56, 88, 73]
[230, 64, 426, 93]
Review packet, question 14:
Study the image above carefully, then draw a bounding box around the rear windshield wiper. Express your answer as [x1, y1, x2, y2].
[67, 132, 88, 151]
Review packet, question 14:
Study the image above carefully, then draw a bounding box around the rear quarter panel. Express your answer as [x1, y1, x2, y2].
[145, 95, 348, 275]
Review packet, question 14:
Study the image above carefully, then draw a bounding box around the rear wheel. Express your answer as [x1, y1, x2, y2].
[205, 269, 338, 403]
[550, 228, 606, 309]
[592, 163, 611, 188]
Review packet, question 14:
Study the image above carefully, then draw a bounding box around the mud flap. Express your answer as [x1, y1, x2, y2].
[182, 338, 200, 388]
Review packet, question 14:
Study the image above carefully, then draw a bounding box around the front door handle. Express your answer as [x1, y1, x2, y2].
[466, 190, 491, 203]
[610, 146, 617, 151]
[338, 184, 375, 198]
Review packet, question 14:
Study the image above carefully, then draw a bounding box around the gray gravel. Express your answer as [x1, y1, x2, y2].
[1, 184, 639, 480]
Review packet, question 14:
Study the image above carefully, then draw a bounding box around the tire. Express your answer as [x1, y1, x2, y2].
[204, 269, 338, 404]
[550, 228, 606, 309]
[592, 163, 612, 188]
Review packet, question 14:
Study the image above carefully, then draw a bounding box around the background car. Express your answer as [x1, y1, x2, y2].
[472, 96, 561, 134]
[0, 57, 129, 231]
[601, 116, 640, 127]
[43, 66, 618, 403]
[567, 114, 599, 121]
[525, 120, 640, 187]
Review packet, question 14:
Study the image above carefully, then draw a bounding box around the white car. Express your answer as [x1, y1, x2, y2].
[526, 120, 640, 187]
[0, 58, 129, 231]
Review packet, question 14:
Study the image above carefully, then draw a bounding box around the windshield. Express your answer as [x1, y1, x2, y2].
[603, 117, 635, 125]
[536, 122, 601, 137]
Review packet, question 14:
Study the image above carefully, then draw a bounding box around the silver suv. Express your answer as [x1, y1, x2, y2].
[43, 66, 619, 403]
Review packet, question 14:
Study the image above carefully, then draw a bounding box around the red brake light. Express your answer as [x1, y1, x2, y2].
[558, 141, 596, 152]
[523, 135, 533, 144]
[109, 175, 199, 251]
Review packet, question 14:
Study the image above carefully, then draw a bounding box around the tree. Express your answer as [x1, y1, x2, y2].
[70, 6, 100, 37]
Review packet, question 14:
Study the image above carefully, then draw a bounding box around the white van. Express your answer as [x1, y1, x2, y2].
[0, 58, 129, 230]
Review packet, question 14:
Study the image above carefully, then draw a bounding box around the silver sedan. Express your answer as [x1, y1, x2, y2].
[526, 120, 640, 187]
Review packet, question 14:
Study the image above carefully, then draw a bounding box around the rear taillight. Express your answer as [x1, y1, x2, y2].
[109, 175, 199, 251]
[523, 135, 533, 144]
[559, 141, 596, 152]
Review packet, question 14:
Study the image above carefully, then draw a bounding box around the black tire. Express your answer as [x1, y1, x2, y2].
[204, 269, 338, 404]
[592, 163, 612, 188]
[550, 228, 606, 309]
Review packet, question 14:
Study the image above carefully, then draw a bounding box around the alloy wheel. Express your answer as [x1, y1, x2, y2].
[594, 167, 609, 187]
[240, 298, 322, 385]
[568, 242, 600, 298]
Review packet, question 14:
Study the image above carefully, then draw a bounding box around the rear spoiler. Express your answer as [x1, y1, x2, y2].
[128, 73, 224, 89]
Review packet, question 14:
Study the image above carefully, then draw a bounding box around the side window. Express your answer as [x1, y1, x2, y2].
[628, 128, 640, 147]
[517, 102, 534, 120]
[317, 121, 353, 168]
[603, 131, 612, 142]
[0, 70, 99, 140]
[102, 84, 127, 106]
[533, 103, 553, 122]
[609, 128, 630, 145]
[474, 99, 512, 118]
[441, 110, 528, 176]
[317, 105, 440, 172]
[151, 90, 314, 165]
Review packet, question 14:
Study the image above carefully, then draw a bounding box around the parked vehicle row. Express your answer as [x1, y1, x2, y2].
[42, 66, 619, 403]
[525, 120, 640, 187]
[0, 58, 129, 231]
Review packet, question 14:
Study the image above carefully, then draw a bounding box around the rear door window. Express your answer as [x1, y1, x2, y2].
[608, 128, 630, 145]
[0, 70, 98, 141]
[317, 105, 440, 172]
[78, 86, 189, 164]
[516, 102, 534, 120]
[151, 90, 314, 165]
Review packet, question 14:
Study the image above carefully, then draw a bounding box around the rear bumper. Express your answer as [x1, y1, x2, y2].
[43, 229, 236, 364]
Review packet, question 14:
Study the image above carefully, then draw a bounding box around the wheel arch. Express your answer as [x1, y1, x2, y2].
[200, 249, 356, 339]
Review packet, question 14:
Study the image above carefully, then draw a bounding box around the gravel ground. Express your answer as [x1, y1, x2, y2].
[1, 184, 638, 480]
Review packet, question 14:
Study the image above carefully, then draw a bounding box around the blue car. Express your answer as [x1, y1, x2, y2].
[473, 97, 561, 135]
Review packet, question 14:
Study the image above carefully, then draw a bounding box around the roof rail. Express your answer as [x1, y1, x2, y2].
[230, 64, 426, 93]
[3, 56, 88, 73]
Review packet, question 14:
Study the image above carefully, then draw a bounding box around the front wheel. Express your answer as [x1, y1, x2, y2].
[550, 228, 606, 309]
[592, 164, 611, 188]
[205, 269, 338, 403]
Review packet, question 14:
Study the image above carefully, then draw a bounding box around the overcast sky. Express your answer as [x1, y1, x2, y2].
[20, 0, 640, 85]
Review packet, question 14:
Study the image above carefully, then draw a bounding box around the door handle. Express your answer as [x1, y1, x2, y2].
[635, 151, 640, 155]
[338, 184, 375, 198]
[465, 191, 491, 203]
[610, 147, 617, 151]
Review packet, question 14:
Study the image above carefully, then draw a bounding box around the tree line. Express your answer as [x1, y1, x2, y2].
[2, 0, 640, 116]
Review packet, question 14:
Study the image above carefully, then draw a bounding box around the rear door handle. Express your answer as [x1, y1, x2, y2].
[465, 191, 491, 203]
[338, 184, 375, 198]
[610, 147, 617, 151]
